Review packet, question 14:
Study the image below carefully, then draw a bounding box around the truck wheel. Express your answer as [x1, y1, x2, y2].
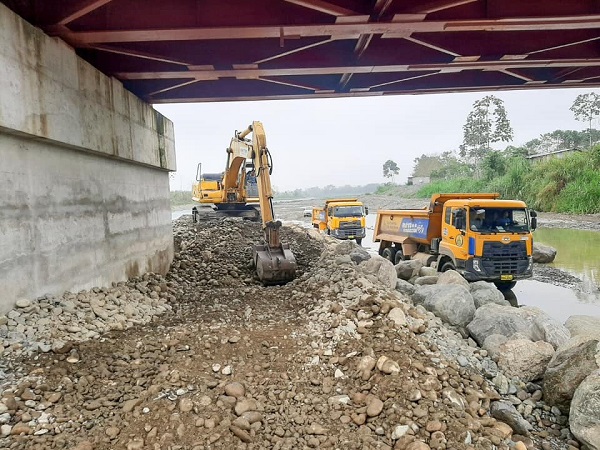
[441, 261, 456, 272]
[326, 228, 330, 235]
[394, 249, 405, 265]
[381, 247, 397, 263]
[355, 238, 362, 246]
[494, 281, 517, 291]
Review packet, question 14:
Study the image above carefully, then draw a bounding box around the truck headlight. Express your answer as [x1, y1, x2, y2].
[472, 258, 482, 272]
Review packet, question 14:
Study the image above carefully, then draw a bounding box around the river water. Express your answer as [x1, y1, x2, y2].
[173, 207, 600, 323]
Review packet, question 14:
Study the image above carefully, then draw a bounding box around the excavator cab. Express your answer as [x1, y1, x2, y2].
[236, 121, 297, 284]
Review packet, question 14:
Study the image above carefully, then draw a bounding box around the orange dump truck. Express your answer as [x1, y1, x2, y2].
[312, 199, 367, 245]
[373, 193, 538, 290]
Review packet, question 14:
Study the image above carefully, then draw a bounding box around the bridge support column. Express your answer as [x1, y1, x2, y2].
[0, 4, 176, 314]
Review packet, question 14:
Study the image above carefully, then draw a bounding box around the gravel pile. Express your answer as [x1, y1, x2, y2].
[0, 217, 581, 450]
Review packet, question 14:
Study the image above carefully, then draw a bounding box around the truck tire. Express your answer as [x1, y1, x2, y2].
[381, 247, 397, 263]
[355, 238, 362, 246]
[440, 261, 456, 272]
[394, 249, 405, 265]
[494, 281, 517, 291]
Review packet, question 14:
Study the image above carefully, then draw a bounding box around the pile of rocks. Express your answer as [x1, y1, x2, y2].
[0, 276, 175, 359]
[0, 217, 591, 449]
[391, 255, 599, 449]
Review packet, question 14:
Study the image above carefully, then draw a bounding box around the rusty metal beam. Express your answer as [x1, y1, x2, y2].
[402, 36, 461, 57]
[114, 58, 600, 81]
[353, 34, 373, 59]
[283, 0, 358, 16]
[89, 45, 191, 66]
[47, 15, 600, 45]
[254, 39, 332, 64]
[148, 83, 592, 104]
[411, 0, 478, 14]
[58, 0, 113, 26]
[529, 36, 600, 55]
[258, 77, 319, 91]
[147, 79, 201, 97]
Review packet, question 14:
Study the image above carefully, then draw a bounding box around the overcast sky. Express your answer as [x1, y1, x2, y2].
[154, 87, 597, 192]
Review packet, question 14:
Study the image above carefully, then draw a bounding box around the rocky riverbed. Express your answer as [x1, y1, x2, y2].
[0, 216, 594, 450]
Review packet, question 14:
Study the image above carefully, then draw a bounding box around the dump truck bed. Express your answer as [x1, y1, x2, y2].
[374, 208, 438, 245]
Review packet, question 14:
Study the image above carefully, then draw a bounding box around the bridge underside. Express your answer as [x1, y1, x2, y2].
[3, 0, 600, 103]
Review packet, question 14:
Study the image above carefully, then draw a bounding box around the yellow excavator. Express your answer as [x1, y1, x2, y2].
[191, 139, 260, 222]
[234, 121, 297, 284]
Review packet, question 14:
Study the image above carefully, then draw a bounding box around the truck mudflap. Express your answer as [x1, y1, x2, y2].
[253, 243, 297, 285]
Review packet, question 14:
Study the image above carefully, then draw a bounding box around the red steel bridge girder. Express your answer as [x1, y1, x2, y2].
[3, 0, 600, 103]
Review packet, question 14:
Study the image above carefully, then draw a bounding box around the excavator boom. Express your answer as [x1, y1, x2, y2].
[237, 121, 297, 284]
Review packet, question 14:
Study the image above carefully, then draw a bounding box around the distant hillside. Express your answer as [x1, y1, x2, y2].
[275, 183, 380, 200]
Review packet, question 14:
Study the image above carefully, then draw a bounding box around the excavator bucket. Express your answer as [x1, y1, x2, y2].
[252, 243, 297, 284]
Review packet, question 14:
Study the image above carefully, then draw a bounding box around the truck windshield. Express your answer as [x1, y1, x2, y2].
[469, 208, 530, 233]
[333, 206, 363, 218]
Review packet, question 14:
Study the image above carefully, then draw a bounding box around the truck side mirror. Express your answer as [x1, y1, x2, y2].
[365, 207, 369, 215]
[530, 210, 537, 230]
[196, 163, 202, 181]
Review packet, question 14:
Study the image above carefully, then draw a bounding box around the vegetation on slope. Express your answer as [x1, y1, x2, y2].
[416, 145, 600, 214]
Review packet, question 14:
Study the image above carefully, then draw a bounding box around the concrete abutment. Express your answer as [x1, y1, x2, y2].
[0, 4, 176, 313]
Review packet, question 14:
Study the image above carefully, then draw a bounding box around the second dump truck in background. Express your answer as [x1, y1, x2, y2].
[312, 198, 368, 245]
[374, 193, 537, 290]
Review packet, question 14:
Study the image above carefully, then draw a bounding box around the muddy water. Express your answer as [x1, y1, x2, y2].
[515, 228, 600, 322]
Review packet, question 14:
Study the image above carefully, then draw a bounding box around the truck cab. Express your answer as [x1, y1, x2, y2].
[312, 199, 367, 245]
[439, 199, 537, 289]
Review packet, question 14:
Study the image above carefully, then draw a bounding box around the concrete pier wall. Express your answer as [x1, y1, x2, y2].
[0, 4, 176, 313]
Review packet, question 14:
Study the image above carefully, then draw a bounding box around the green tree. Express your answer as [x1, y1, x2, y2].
[412, 154, 444, 177]
[460, 95, 513, 163]
[570, 92, 600, 148]
[382, 160, 399, 182]
[430, 151, 474, 180]
[481, 151, 507, 181]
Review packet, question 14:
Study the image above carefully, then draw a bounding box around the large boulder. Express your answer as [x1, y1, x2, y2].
[414, 276, 438, 286]
[482, 334, 508, 359]
[421, 285, 476, 330]
[496, 338, 555, 382]
[349, 247, 371, 265]
[334, 240, 358, 255]
[395, 260, 423, 281]
[411, 285, 439, 306]
[395, 279, 416, 296]
[570, 369, 600, 450]
[436, 269, 469, 289]
[467, 304, 569, 349]
[543, 338, 600, 414]
[360, 256, 398, 290]
[469, 281, 510, 309]
[565, 315, 600, 340]
[532, 242, 557, 263]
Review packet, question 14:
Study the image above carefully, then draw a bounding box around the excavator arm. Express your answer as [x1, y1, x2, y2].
[236, 121, 297, 284]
